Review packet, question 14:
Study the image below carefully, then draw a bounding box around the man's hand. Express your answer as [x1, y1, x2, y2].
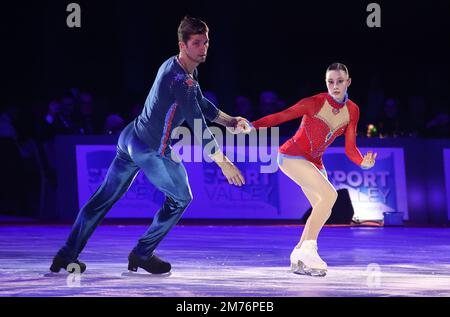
[220, 161, 245, 186]
[214, 111, 252, 134]
[209, 151, 245, 186]
[227, 117, 252, 134]
[237, 118, 252, 134]
[361, 151, 377, 169]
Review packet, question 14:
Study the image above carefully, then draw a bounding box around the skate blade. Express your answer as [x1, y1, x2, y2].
[121, 271, 172, 278]
[291, 261, 327, 277]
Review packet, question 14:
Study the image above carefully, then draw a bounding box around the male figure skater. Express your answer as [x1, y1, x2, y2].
[50, 16, 246, 275]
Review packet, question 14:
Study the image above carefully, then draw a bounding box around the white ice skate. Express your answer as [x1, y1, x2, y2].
[290, 240, 327, 277]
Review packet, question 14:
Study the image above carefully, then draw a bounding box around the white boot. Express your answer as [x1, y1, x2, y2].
[290, 240, 327, 276]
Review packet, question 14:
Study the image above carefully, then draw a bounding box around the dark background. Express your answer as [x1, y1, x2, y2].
[2, 0, 449, 133]
[1, 0, 449, 220]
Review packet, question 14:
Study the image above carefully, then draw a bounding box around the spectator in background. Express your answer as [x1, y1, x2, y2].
[234, 96, 254, 121]
[258, 90, 293, 136]
[0, 105, 18, 139]
[377, 98, 403, 138]
[104, 113, 125, 135]
[258, 90, 282, 117]
[42, 96, 78, 139]
[425, 111, 450, 138]
[74, 92, 102, 135]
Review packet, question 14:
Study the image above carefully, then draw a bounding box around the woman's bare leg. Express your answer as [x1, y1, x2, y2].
[298, 187, 321, 247]
[278, 158, 337, 244]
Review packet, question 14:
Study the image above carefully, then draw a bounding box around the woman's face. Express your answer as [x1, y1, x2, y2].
[325, 70, 351, 101]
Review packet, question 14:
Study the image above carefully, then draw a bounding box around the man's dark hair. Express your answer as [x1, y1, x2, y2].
[177, 16, 209, 44]
[326, 63, 349, 77]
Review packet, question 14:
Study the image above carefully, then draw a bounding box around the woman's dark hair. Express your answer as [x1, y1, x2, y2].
[326, 63, 349, 77]
[177, 16, 209, 44]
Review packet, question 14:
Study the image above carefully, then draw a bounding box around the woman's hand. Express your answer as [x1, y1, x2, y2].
[361, 151, 377, 169]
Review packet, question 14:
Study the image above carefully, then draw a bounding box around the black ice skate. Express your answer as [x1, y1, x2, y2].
[128, 252, 171, 274]
[50, 254, 87, 274]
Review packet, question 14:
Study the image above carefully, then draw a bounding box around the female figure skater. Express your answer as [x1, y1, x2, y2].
[239, 63, 377, 276]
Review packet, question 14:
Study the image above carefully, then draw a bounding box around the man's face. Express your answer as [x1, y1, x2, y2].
[325, 70, 351, 101]
[181, 33, 209, 64]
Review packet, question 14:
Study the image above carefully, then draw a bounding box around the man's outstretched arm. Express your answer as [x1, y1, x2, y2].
[213, 110, 239, 127]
